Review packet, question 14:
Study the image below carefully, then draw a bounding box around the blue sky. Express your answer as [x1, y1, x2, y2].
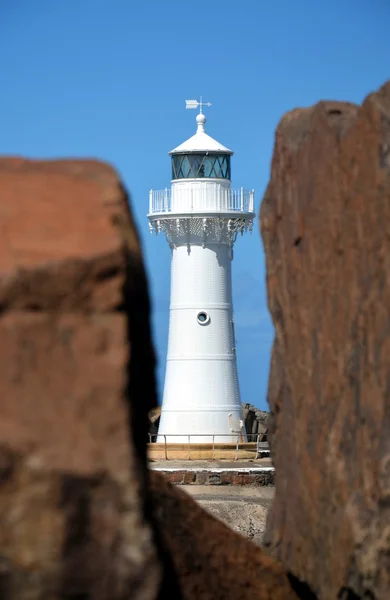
[1, 1, 389, 410]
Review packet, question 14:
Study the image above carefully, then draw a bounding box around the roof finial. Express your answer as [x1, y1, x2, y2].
[185, 97, 211, 132]
[195, 112, 206, 133]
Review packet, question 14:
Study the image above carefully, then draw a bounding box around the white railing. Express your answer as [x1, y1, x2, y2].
[147, 433, 269, 461]
[149, 187, 255, 215]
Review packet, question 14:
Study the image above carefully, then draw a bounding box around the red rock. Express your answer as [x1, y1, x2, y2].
[183, 471, 196, 484]
[168, 471, 185, 484]
[261, 81, 390, 599]
[0, 158, 162, 598]
[150, 471, 299, 600]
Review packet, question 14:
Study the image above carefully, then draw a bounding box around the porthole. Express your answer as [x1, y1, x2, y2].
[197, 311, 210, 325]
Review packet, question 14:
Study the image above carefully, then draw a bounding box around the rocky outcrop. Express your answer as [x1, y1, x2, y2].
[242, 403, 269, 441]
[0, 158, 299, 599]
[148, 406, 161, 439]
[0, 158, 162, 598]
[261, 81, 390, 599]
[181, 486, 274, 548]
[149, 472, 294, 600]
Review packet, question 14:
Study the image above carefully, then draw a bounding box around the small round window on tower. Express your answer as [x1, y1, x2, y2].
[197, 311, 210, 325]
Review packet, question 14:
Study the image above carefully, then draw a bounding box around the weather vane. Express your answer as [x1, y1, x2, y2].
[185, 96, 212, 114]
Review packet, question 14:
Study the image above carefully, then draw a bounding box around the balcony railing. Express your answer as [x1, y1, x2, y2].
[148, 186, 255, 216]
[147, 433, 269, 461]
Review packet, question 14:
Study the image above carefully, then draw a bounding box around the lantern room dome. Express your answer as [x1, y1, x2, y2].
[169, 113, 233, 156]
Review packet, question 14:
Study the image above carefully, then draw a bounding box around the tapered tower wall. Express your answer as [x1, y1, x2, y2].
[157, 227, 243, 443]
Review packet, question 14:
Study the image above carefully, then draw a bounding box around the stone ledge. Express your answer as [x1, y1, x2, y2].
[150, 467, 275, 486]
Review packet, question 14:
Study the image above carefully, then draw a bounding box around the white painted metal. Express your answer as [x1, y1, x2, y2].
[148, 185, 255, 215]
[185, 97, 212, 111]
[148, 110, 254, 443]
[169, 113, 233, 155]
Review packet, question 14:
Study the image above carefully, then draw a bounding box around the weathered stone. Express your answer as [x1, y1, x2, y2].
[150, 471, 299, 600]
[0, 158, 162, 599]
[261, 81, 390, 599]
[242, 403, 269, 441]
[168, 471, 185, 484]
[160, 469, 275, 487]
[220, 472, 234, 486]
[183, 472, 196, 484]
[196, 472, 207, 485]
[208, 473, 221, 485]
[148, 407, 161, 440]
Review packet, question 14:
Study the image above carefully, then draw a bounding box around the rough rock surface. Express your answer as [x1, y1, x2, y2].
[148, 406, 161, 439]
[0, 158, 163, 599]
[242, 403, 269, 441]
[0, 158, 299, 599]
[149, 472, 298, 600]
[261, 81, 390, 599]
[182, 485, 275, 547]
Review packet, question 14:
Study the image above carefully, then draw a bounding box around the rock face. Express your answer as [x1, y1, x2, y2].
[242, 403, 269, 441]
[182, 485, 275, 548]
[261, 81, 390, 599]
[0, 158, 163, 598]
[148, 406, 161, 440]
[149, 472, 298, 600]
[0, 158, 299, 599]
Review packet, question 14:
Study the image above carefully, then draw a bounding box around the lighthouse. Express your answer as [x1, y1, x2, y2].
[148, 99, 255, 443]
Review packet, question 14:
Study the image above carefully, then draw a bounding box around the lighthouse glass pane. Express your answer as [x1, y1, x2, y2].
[171, 154, 231, 180]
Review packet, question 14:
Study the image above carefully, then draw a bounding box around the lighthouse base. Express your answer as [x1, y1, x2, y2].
[156, 406, 247, 444]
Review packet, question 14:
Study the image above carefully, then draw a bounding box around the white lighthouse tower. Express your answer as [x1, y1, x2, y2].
[148, 99, 254, 443]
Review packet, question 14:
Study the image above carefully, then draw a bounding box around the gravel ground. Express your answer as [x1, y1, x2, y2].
[182, 485, 275, 546]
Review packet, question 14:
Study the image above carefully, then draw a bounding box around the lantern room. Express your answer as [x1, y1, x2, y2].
[169, 112, 233, 182]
